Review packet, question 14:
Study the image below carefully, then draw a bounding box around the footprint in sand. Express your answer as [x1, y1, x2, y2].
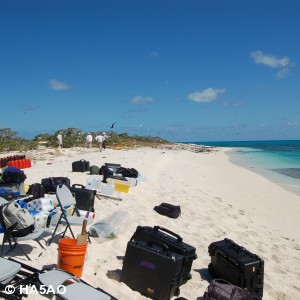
[239, 223, 248, 229]
[293, 243, 300, 250]
[271, 254, 281, 263]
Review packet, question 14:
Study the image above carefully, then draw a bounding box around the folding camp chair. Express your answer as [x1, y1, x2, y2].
[0, 257, 116, 300]
[0, 198, 45, 261]
[47, 184, 93, 246]
[0, 257, 38, 299]
[38, 269, 115, 300]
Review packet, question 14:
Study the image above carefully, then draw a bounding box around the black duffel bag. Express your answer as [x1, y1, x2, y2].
[154, 203, 181, 219]
[115, 167, 139, 178]
[2, 167, 27, 184]
[41, 177, 71, 193]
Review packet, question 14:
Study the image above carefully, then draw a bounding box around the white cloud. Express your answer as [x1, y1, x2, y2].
[48, 79, 71, 91]
[250, 50, 291, 68]
[188, 87, 225, 103]
[130, 96, 155, 104]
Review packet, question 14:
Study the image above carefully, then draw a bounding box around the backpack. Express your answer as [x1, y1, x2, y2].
[1, 201, 35, 237]
[90, 165, 100, 175]
[0, 188, 20, 201]
[154, 202, 181, 219]
[41, 177, 71, 193]
[2, 167, 27, 184]
[115, 167, 139, 178]
[26, 183, 45, 199]
[202, 279, 262, 300]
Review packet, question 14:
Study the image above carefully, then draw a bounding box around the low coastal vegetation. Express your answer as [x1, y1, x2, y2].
[0, 127, 216, 154]
[0, 127, 171, 152]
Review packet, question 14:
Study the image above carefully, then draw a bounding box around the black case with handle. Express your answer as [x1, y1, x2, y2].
[130, 225, 197, 285]
[70, 184, 96, 212]
[208, 238, 264, 296]
[72, 159, 90, 172]
[121, 240, 183, 300]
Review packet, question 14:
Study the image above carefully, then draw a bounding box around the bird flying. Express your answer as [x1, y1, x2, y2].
[108, 122, 117, 128]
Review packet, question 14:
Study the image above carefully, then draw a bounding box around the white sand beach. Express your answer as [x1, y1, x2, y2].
[1, 145, 300, 300]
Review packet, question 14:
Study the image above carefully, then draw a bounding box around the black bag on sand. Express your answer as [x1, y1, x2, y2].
[154, 202, 181, 219]
[115, 167, 139, 178]
[3, 167, 27, 184]
[41, 177, 71, 193]
[26, 183, 45, 199]
[201, 279, 262, 300]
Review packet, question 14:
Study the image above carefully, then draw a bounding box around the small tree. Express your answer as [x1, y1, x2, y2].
[0, 128, 17, 141]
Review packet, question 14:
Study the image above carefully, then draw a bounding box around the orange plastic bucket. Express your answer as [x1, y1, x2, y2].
[57, 238, 87, 278]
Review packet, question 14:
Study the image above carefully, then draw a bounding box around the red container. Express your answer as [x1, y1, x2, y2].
[25, 159, 31, 168]
[19, 159, 25, 169]
[15, 160, 21, 169]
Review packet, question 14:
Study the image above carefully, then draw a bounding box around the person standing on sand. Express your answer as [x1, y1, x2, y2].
[57, 132, 63, 148]
[86, 133, 93, 148]
[95, 132, 104, 152]
[102, 132, 108, 149]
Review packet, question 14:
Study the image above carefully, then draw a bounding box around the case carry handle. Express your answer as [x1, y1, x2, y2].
[153, 226, 183, 243]
[146, 240, 169, 253]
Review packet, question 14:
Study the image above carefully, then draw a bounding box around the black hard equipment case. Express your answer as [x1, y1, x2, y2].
[208, 238, 264, 296]
[70, 184, 96, 212]
[72, 159, 90, 172]
[130, 225, 197, 285]
[121, 240, 182, 300]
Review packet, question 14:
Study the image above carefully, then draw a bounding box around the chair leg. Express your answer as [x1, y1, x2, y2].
[1, 234, 14, 257]
[47, 213, 64, 246]
[36, 239, 45, 250]
[62, 217, 75, 239]
[11, 236, 31, 261]
[47, 213, 76, 245]
[1, 236, 5, 257]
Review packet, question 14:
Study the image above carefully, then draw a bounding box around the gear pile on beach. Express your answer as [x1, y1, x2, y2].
[1, 144, 299, 299]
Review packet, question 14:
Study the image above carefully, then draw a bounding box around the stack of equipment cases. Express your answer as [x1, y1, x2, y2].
[208, 238, 264, 297]
[70, 184, 96, 212]
[72, 159, 90, 172]
[121, 240, 183, 300]
[128, 226, 197, 285]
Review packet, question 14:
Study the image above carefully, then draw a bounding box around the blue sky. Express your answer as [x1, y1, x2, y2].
[0, 0, 299, 142]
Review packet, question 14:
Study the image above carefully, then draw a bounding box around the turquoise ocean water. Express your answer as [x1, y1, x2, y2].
[184, 140, 300, 197]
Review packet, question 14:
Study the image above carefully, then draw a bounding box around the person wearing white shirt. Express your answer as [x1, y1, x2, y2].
[102, 132, 108, 149]
[57, 132, 63, 148]
[86, 133, 93, 148]
[95, 133, 104, 152]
